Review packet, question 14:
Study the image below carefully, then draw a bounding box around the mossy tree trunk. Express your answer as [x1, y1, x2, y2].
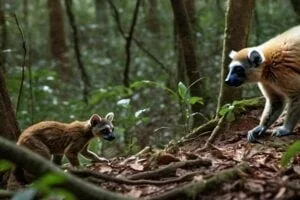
[216, 0, 255, 115]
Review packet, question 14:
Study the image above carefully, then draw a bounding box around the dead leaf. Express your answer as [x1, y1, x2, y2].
[293, 165, 300, 176]
[129, 162, 144, 171]
[126, 188, 142, 198]
[193, 175, 203, 181]
[97, 165, 113, 173]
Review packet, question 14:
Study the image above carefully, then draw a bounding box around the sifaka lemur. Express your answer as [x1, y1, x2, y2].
[225, 26, 300, 142]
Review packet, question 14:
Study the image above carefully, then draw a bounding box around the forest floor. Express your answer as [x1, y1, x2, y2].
[78, 108, 300, 200]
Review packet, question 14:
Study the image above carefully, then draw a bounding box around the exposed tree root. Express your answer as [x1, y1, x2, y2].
[148, 163, 250, 200]
[76, 169, 204, 186]
[127, 158, 211, 180]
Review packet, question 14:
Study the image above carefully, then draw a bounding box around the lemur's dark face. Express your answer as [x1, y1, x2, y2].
[225, 49, 265, 87]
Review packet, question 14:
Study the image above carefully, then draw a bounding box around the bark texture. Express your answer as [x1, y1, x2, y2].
[171, 0, 203, 126]
[216, 0, 254, 114]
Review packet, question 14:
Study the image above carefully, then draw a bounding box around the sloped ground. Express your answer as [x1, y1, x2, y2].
[77, 109, 300, 200]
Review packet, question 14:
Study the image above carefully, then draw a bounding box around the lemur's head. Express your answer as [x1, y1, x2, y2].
[225, 48, 266, 87]
[89, 112, 115, 141]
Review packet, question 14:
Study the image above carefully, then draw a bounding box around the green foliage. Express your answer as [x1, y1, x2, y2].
[12, 172, 75, 200]
[281, 141, 300, 167]
[0, 159, 13, 172]
[219, 98, 261, 122]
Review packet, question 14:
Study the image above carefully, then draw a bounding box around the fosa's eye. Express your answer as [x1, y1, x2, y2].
[102, 128, 110, 135]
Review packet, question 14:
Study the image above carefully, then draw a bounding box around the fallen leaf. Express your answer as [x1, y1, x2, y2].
[126, 187, 142, 198]
[293, 165, 300, 176]
[129, 162, 144, 171]
[274, 187, 286, 199]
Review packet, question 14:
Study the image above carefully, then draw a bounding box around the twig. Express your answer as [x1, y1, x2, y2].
[120, 146, 151, 165]
[106, 0, 171, 75]
[149, 163, 250, 200]
[65, 0, 90, 103]
[13, 13, 27, 114]
[184, 119, 219, 140]
[196, 115, 226, 152]
[123, 0, 141, 87]
[71, 168, 203, 186]
[127, 158, 211, 180]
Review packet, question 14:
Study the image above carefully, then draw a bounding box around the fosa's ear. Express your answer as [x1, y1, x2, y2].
[248, 49, 265, 67]
[229, 50, 237, 59]
[89, 114, 102, 127]
[105, 112, 114, 122]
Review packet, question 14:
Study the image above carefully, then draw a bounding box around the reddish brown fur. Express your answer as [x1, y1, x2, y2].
[232, 26, 300, 95]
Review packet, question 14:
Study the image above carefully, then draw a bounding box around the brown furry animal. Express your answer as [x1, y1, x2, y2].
[225, 26, 300, 142]
[7, 113, 115, 189]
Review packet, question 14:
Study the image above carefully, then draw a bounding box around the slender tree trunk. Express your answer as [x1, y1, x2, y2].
[47, 0, 71, 81]
[291, 0, 300, 22]
[145, 0, 160, 34]
[216, 0, 254, 115]
[171, 0, 203, 126]
[0, 68, 20, 141]
[0, 0, 6, 73]
[65, 0, 90, 102]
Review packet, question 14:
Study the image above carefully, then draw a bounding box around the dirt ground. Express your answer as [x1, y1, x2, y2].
[83, 108, 300, 200]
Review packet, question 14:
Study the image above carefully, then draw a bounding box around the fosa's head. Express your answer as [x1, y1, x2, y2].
[225, 48, 265, 87]
[89, 112, 115, 141]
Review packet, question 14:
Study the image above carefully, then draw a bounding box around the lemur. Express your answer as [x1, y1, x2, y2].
[7, 112, 115, 189]
[225, 26, 300, 142]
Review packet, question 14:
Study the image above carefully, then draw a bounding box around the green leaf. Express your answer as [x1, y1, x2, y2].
[177, 82, 188, 99]
[0, 160, 13, 171]
[281, 141, 300, 167]
[47, 188, 76, 200]
[225, 110, 235, 122]
[189, 96, 204, 105]
[32, 172, 66, 193]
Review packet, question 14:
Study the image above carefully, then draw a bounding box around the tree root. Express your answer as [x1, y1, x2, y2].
[196, 115, 226, 152]
[76, 169, 204, 186]
[149, 163, 250, 200]
[127, 158, 211, 180]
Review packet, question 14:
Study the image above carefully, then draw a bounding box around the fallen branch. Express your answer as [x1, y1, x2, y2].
[149, 163, 250, 200]
[184, 119, 219, 140]
[196, 115, 226, 152]
[0, 137, 131, 200]
[127, 159, 211, 180]
[121, 146, 151, 165]
[71, 168, 203, 186]
[0, 189, 14, 198]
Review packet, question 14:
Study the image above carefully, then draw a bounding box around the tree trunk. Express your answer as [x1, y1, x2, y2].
[47, 0, 71, 81]
[145, 0, 160, 34]
[0, 67, 20, 141]
[171, 0, 203, 127]
[290, 0, 300, 22]
[0, 0, 6, 73]
[216, 0, 254, 115]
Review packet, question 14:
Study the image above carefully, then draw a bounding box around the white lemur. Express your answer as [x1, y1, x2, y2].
[225, 26, 300, 142]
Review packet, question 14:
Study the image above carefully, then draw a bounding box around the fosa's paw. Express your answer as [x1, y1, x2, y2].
[247, 125, 266, 143]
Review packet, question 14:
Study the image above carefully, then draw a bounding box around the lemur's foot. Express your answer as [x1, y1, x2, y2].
[272, 126, 293, 137]
[247, 125, 266, 143]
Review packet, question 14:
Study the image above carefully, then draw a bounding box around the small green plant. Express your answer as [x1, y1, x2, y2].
[281, 141, 300, 167]
[12, 172, 76, 200]
[219, 97, 262, 122]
